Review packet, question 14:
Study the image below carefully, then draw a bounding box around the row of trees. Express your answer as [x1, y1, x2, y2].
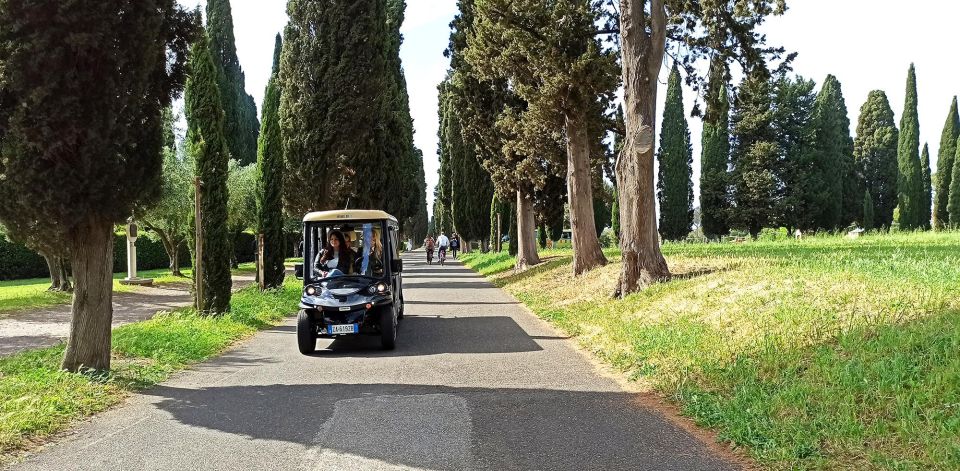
[0, 0, 429, 372]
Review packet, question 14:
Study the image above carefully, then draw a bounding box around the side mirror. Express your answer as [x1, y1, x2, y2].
[294, 263, 304, 280]
[391, 258, 403, 273]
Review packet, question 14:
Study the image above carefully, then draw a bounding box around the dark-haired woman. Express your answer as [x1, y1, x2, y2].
[315, 230, 355, 277]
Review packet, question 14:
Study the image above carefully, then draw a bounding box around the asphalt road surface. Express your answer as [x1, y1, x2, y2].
[9, 256, 738, 471]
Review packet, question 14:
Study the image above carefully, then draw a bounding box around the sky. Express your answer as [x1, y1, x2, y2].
[180, 0, 960, 211]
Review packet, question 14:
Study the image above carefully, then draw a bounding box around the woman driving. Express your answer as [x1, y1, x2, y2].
[315, 230, 355, 277]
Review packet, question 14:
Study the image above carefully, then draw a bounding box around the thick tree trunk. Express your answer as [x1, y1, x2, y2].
[57, 257, 72, 292]
[515, 190, 541, 271]
[614, 0, 671, 297]
[565, 113, 607, 275]
[61, 220, 115, 372]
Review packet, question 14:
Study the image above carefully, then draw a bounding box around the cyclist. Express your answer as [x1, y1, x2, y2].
[424, 235, 435, 265]
[436, 232, 450, 266]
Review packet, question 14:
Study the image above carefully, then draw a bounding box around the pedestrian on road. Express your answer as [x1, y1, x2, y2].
[407, 238, 413, 252]
[450, 233, 461, 259]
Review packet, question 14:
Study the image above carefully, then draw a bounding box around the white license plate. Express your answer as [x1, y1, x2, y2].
[329, 324, 358, 335]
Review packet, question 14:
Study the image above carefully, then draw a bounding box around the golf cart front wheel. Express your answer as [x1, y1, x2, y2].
[297, 310, 316, 354]
[380, 305, 397, 350]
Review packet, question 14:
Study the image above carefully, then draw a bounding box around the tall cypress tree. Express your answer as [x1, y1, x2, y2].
[206, 0, 259, 165]
[256, 34, 285, 289]
[862, 191, 875, 230]
[933, 97, 959, 229]
[657, 65, 694, 241]
[187, 34, 232, 314]
[700, 58, 730, 240]
[949, 137, 960, 225]
[773, 76, 817, 231]
[897, 64, 923, 230]
[730, 66, 779, 237]
[280, 0, 390, 214]
[921, 143, 932, 229]
[807, 75, 854, 230]
[854, 91, 899, 229]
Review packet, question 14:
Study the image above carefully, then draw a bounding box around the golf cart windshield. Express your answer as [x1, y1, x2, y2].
[304, 221, 386, 282]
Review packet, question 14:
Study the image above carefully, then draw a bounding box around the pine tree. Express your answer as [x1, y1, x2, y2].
[730, 66, 779, 237]
[862, 191, 875, 230]
[854, 91, 899, 229]
[933, 97, 959, 228]
[187, 34, 232, 314]
[656, 65, 694, 241]
[700, 58, 730, 240]
[280, 0, 391, 215]
[256, 34, 285, 289]
[897, 64, 924, 230]
[920, 143, 932, 229]
[206, 0, 259, 165]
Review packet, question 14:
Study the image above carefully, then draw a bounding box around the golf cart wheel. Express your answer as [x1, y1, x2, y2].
[297, 310, 316, 354]
[380, 305, 397, 350]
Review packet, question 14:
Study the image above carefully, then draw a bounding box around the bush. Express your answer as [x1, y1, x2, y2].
[0, 233, 47, 280]
[599, 227, 619, 248]
[756, 227, 789, 242]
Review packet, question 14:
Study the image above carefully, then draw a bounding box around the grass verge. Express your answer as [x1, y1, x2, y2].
[0, 280, 299, 462]
[460, 232, 960, 470]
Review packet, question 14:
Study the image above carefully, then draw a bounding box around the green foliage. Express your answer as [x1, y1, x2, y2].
[773, 75, 817, 231]
[805, 75, 855, 230]
[897, 64, 924, 230]
[186, 34, 232, 314]
[933, 97, 958, 228]
[443, 84, 494, 242]
[0, 0, 196, 262]
[855, 91, 900, 229]
[0, 281, 298, 458]
[508, 202, 518, 256]
[730, 66, 779, 237]
[206, 0, 259, 165]
[256, 34, 286, 289]
[949, 137, 960, 225]
[657, 65, 694, 241]
[920, 143, 932, 229]
[700, 59, 731, 240]
[280, 0, 391, 215]
[611, 188, 620, 238]
[862, 191, 875, 230]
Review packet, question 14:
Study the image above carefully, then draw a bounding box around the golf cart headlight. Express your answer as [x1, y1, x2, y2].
[305, 286, 317, 296]
[376, 283, 387, 293]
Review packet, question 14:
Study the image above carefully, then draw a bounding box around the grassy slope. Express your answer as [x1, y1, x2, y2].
[0, 280, 298, 461]
[0, 263, 257, 316]
[460, 232, 960, 470]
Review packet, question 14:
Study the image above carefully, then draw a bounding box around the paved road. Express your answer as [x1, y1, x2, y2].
[0, 274, 255, 357]
[8, 257, 737, 471]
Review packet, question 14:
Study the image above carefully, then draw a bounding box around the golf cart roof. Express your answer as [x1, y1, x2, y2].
[303, 210, 398, 224]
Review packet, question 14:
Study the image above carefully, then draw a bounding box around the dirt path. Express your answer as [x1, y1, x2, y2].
[0, 274, 255, 357]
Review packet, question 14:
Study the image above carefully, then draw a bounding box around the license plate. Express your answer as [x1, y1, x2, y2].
[329, 324, 358, 335]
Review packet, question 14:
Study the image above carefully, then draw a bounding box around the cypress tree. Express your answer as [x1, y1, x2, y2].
[949, 137, 960, 225]
[611, 188, 620, 237]
[920, 143, 932, 229]
[508, 202, 518, 256]
[206, 0, 259, 165]
[280, 0, 390, 215]
[862, 191, 875, 230]
[538, 223, 547, 249]
[187, 34, 232, 314]
[933, 97, 959, 228]
[897, 64, 924, 230]
[773, 76, 817, 231]
[808, 75, 853, 230]
[256, 34, 285, 289]
[730, 66, 779, 238]
[700, 58, 731, 239]
[0, 0, 196, 371]
[489, 194, 501, 250]
[657, 65, 694, 241]
[854, 91, 899, 229]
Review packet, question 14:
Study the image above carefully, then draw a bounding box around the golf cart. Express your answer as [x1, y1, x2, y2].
[293, 210, 405, 354]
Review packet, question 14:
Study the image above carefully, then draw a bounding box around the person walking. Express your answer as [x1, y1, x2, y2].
[450, 233, 461, 259]
[436, 232, 450, 266]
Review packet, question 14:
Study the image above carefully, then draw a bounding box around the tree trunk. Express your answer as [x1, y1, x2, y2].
[614, 0, 671, 297]
[61, 219, 115, 372]
[43, 252, 61, 291]
[515, 190, 541, 271]
[565, 113, 607, 275]
[57, 257, 72, 292]
[171, 244, 183, 277]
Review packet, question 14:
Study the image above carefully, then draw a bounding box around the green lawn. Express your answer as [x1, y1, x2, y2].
[0, 280, 299, 463]
[460, 231, 960, 470]
[0, 263, 258, 316]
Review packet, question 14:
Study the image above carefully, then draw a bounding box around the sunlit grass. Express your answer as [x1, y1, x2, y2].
[0, 280, 299, 462]
[461, 232, 960, 469]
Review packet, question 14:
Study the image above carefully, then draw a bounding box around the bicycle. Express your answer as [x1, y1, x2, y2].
[426, 248, 434, 265]
[438, 247, 447, 266]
